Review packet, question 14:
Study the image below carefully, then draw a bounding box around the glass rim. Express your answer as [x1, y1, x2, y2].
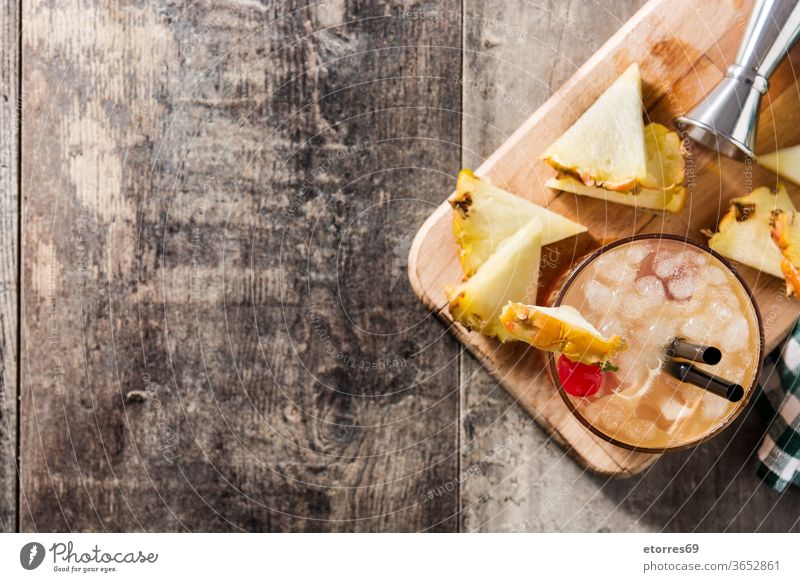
[546, 233, 766, 454]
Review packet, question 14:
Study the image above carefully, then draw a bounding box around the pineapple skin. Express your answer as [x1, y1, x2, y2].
[545, 177, 687, 213]
[446, 218, 543, 341]
[772, 211, 800, 297]
[449, 169, 586, 277]
[500, 302, 626, 365]
[544, 122, 686, 212]
[708, 184, 795, 280]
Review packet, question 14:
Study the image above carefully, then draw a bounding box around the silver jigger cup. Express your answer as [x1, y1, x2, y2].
[675, 0, 800, 161]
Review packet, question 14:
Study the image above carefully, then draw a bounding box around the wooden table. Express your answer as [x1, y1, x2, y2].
[0, 0, 797, 532]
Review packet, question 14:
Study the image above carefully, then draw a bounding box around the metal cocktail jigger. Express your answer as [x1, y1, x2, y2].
[676, 0, 800, 161]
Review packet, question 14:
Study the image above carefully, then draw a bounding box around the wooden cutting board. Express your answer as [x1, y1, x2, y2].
[408, 0, 800, 477]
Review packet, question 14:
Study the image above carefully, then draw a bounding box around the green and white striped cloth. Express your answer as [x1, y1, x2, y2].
[756, 318, 800, 492]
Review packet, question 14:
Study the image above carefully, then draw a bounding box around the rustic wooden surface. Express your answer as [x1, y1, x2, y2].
[0, 0, 18, 534]
[20, 0, 462, 532]
[0, 0, 796, 532]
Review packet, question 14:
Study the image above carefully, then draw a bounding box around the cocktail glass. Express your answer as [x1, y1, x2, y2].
[547, 234, 765, 453]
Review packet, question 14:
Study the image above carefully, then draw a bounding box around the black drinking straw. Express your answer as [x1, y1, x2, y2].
[664, 359, 745, 403]
[667, 337, 722, 365]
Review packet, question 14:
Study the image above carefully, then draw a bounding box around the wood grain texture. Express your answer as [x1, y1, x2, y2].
[21, 0, 462, 532]
[454, 0, 800, 532]
[9, 0, 799, 534]
[0, 0, 18, 533]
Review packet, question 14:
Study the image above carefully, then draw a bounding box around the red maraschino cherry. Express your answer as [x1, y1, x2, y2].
[557, 354, 604, 397]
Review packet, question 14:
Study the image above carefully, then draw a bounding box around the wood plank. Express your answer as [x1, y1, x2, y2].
[454, 0, 800, 531]
[456, 0, 649, 533]
[21, 0, 462, 531]
[0, 0, 18, 533]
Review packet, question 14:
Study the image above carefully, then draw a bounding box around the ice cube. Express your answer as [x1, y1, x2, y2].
[647, 318, 679, 348]
[659, 398, 694, 422]
[716, 352, 750, 384]
[584, 279, 616, 313]
[621, 296, 647, 321]
[622, 419, 658, 443]
[625, 244, 652, 266]
[654, 396, 696, 433]
[622, 292, 667, 322]
[701, 392, 731, 422]
[635, 276, 667, 308]
[678, 384, 703, 405]
[707, 298, 734, 323]
[667, 272, 697, 301]
[688, 250, 706, 267]
[613, 349, 649, 390]
[728, 351, 753, 373]
[676, 294, 703, 315]
[704, 265, 728, 286]
[721, 315, 750, 353]
[679, 314, 713, 342]
[594, 252, 636, 285]
[596, 400, 626, 432]
[722, 363, 747, 384]
[653, 251, 682, 279]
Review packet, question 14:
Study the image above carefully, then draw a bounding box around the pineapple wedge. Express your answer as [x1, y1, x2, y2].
[758, 145, 800, 186]
[446, 218, 543, 341]
[500, 303, 626, 366]
[708, 184, 796, 279]
[545, 123, 686, 212]
[542, 64, 646, 192]
[771, 211, 800, 296]
[642, 123, 685, 191]
[545, 176, 687, 213]
[450, 169, 587, 277]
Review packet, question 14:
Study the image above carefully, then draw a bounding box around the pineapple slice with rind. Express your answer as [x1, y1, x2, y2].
[708, 184, 796, 280]
[544, 123, 686, 212]
[545, 176, 687, 213]
[771, 211, 800, 296]
[446, 218, 543, 341]
[450, 169, 587, 277]
[542, 64, 646, 192]
[500, 303, 627, 366]
[642, 122, 685, 191]
[758, 145, 800, 187]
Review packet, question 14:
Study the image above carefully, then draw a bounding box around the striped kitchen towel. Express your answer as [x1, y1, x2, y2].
[755, 318, 800, 492]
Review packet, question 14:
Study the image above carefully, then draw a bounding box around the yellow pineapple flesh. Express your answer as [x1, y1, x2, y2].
[708, 184, 796, 280]
[758, 145, 800, 187]
[545, 123, 686, 212]
[500, 303, 626, 366]
[642, 122, 685, 191]
[542, 64, 646, 192]
[450, 169, 586, 277]
[446, 218, 543, 341]
[772, 210, 800, 296]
